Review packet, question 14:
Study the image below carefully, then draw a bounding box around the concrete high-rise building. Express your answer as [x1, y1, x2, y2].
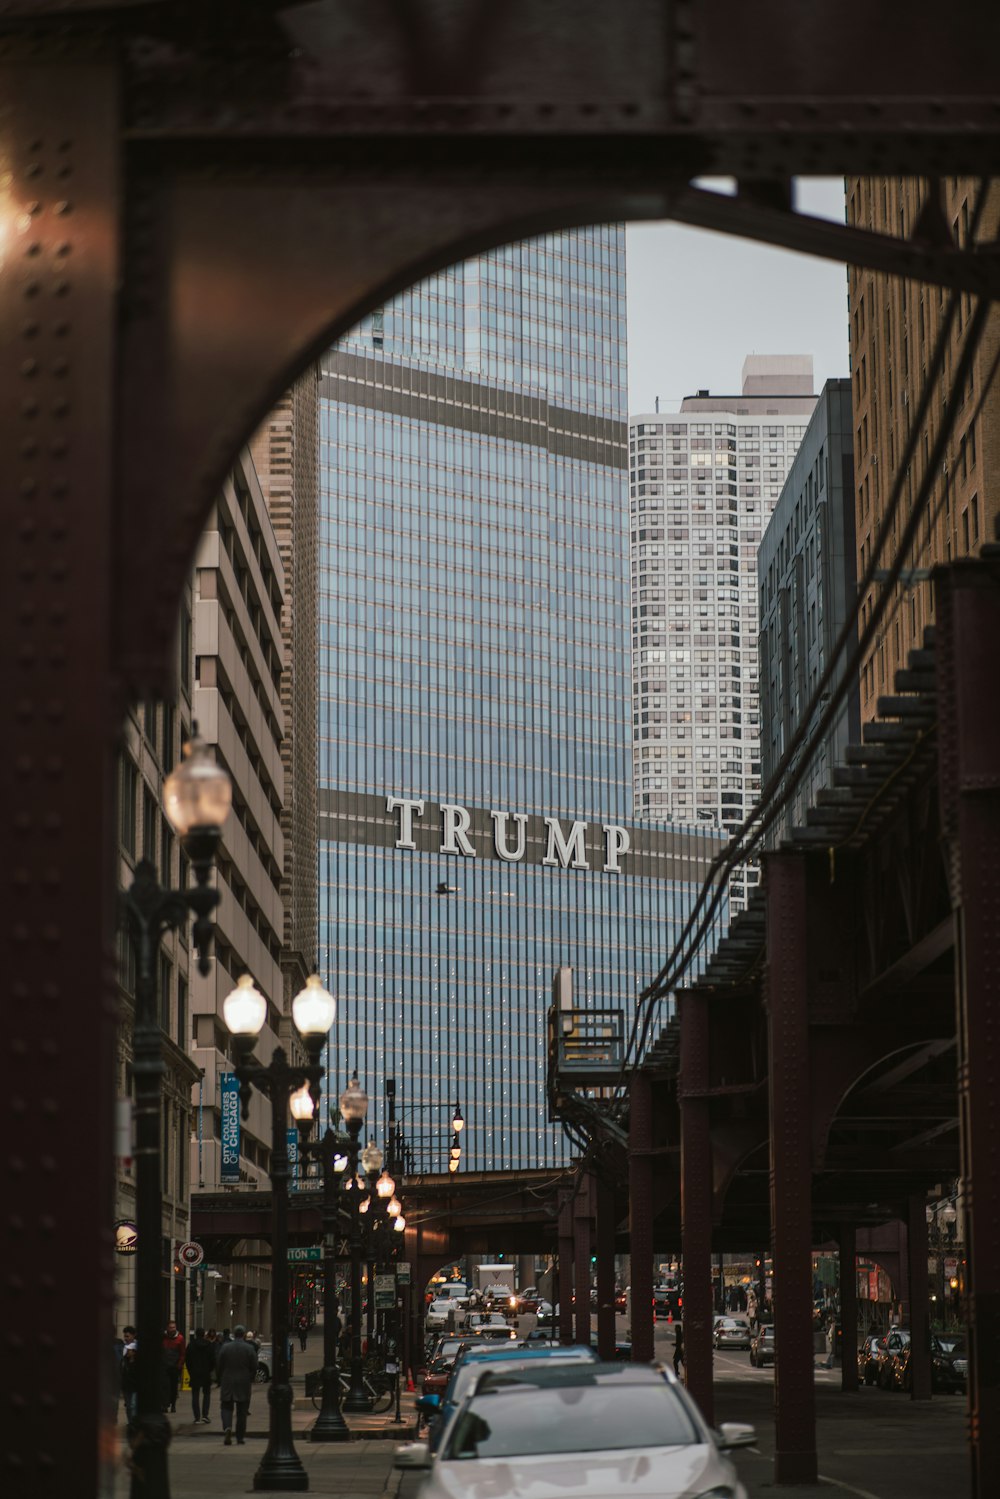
[847, 178, 1000, 719]
[250, 370, 320, 1023]
[114, 686, 197, 1328]
[629, 356, 816, 911]
[758, 379, 859, 844]
[318, 230, 723, 1171]
[189, 449, 287, 1332]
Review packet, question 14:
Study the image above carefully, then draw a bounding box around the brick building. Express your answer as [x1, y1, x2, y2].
[846, 178, 1000, 718]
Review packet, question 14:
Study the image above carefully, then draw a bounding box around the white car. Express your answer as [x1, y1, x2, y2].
[396, 1361, 754, 1499]
[427, 1298, 469, 1331]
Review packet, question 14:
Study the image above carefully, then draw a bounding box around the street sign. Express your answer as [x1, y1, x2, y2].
[177, 1241, 204, 1269]
[396, 1262, 411, 1285]
[374, 1273, 395, 1293]
[287, 1246, 322, 1263]
[374, 1290, 396, 1310]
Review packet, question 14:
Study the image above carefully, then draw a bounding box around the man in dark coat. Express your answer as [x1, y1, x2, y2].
[185, 1327, 215, 1424]
[216, 1324, 258, 1445]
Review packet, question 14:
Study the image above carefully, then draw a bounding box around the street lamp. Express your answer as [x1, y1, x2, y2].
[452, 1103, 464, 1133]
[123, 729, 230, 1499]
[304, 1124, 353, 1443]
[224, 972, 334, 1491]
[339, 1072, 371, 1413]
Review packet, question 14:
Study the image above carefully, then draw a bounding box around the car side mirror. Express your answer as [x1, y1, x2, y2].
[395, 1442, 433, 1470]
[416, 1394, 441, 1414]
[717, 1422, 756, 1451]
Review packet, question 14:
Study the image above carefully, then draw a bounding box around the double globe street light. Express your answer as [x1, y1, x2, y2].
[223, 971, 336, 1492]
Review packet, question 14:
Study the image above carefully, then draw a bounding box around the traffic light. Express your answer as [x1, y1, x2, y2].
[591, 1255, 597, 1265]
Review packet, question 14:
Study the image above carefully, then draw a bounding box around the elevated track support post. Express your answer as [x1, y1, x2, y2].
[839, 1224, 859, 1394]
[679, 992, 714, 1423]
[907, 1193, 933, 1401]
[557, 1194, 575, 1346]
[936, 560, 1000, 1498]
[628, 1071, 655, 1363]
[765, 852, 818, 1485]
[595, 1176, 617, 1360]
[573, 1173, 593, 1348]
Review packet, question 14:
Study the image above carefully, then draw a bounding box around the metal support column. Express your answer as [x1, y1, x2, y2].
[679, 991, 714, 1423]
[937, 562, 1000, 1498]
[628, 1071, 655, 1363]
[840, 1225, 858, 1394]
[595, 1176, 617, 1360]
[907, 1193, 932, 1401]
[557, 1195, 575, 1346]
[765, 851, 817, 1485]
[574, 1174, 592, 1348]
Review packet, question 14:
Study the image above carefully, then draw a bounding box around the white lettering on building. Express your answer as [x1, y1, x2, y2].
[441, 803, 476, 857]
[542, 818, 590, 870]
[383, 794, 634, 873]
[386, 796, 425, 849]
[491, 811, 527, 862]
[603, 824, 630, 874]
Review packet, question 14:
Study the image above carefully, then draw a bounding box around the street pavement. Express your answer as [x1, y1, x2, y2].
[112, 1323, 969, 1499]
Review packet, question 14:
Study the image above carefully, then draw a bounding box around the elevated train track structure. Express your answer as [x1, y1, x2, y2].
[4, 4, 1000, 1494]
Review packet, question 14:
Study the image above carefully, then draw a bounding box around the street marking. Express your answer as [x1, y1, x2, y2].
[818, 1474, 882, 1499]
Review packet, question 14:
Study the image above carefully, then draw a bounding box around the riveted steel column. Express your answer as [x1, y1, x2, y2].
[557, 1194, 575, 1345]
[839, 1224, 858, 1393]
[595, 1175, 617, 1360]
[765, 852, 817, 1485]
[628, 1071, 655, 1363]
[907, 1193, 932, 1402]
[680, 991, 714, 1423]
[574, 1173, 593, 1347]
[0, 51, 121, 1498]
[936, 562, 1000, 1499]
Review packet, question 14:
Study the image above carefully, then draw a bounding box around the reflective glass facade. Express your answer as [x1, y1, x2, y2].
[319, 228, 721, 1170]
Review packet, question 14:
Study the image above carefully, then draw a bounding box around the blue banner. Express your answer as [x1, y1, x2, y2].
[220, 1073, 241, 1184]
[287, 1127, 300, 1191]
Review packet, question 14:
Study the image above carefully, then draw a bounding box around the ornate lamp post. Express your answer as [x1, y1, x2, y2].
[123, 731, 231, 1499]
[224, 972, 336, 1491]
[338, 1073, 372, 1413]
[306, 1127, 351, 1441]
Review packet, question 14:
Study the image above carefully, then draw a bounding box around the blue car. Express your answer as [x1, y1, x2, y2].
[418, 1342, 598, 1451]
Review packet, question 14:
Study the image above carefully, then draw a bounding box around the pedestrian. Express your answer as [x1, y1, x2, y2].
[161, 1320, 186, 1413]
[121, 1343, 140, 1429]
[216, 1324, 257, 1446]
[185, 1326, 215, 1424]
[297, 1312, 309, 1352]
[673, 1323, 685, 1378]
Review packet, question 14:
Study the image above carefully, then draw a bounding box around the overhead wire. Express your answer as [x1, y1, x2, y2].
[608, 181, 993, 1100]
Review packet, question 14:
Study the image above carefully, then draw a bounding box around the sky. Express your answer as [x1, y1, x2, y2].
[626, 178, 849, 415]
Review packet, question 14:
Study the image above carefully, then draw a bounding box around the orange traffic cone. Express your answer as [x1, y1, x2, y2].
[667, 1309, 673, 1323]
[406, 1368, 415, 1393]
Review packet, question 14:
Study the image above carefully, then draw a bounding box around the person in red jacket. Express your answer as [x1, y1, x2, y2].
[161, 1321, 186, 1413]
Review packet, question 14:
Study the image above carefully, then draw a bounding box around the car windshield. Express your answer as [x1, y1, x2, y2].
[443, 1380, 699, 1460]
[721, 1319, 747, 1329]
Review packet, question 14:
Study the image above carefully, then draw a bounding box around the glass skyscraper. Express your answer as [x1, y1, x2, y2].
[318, 228, 720, 1171]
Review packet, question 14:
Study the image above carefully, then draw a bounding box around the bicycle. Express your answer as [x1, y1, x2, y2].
[308, 1367, 396, 1414]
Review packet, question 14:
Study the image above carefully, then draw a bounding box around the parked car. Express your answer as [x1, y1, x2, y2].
[875, 1329, 910, 1389]
[396, 1361, 755, 1498]
[254, 1341, 273, 1382]
[894, 1339, 966, 1395]
[714, 1316, 753, 1350]
[749, 1325, 774, 1368]
[942, 1336, 968, 1383]
[858, 1333, 884, 1386]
